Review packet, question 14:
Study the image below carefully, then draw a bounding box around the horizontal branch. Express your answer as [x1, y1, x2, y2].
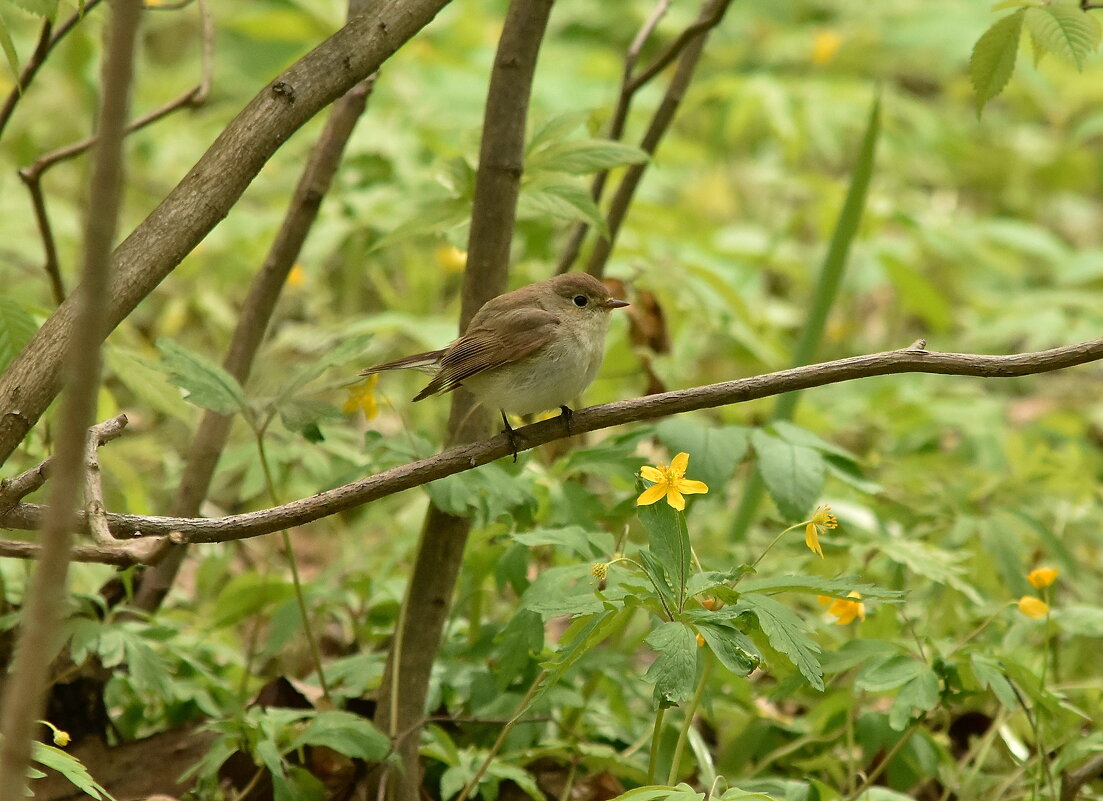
[2, 337, 1102, 544]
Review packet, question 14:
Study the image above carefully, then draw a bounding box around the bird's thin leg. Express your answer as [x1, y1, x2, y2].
[559, 405, 574, 438]
[501, 410, 520, 463]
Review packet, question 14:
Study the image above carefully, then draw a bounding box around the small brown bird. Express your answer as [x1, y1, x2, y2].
[361, 273, 629, 443]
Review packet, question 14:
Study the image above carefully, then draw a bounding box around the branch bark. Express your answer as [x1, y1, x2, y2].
[368, 2, 554, 798]
[3, 338, 1101, 545]
[0, 0, 454, 469]
[0, 0, 141, 796]
[132, 50, 377, 613]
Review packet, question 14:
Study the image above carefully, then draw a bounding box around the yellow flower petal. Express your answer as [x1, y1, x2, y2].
[805, 522, 823, 558]
[677, 479, 709, 495]
[640, 466, 665, 483]
[670, 452, 690, 475]
[1027, 567, 1058, 589]
[1018, 596, 1049, 619]
[666, 489, 686, 511]
[636, 484, 668, 506]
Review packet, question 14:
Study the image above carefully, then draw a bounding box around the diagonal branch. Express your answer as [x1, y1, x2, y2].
[3, 337, 1101, 545]
[0, 0, 454, 469]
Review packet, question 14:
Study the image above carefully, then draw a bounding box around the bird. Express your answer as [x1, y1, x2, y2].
[361, 272, 629, 452]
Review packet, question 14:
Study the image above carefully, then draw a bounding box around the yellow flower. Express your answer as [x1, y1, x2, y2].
[1027, 567, 1058, 589]
[818, 591, 865, 625]
[434, 244, 467, 274]
[804, 505, 837, 559]
[696, 633, 706, 648]
[1018, 596, 1049, 619]
[342, 375, 379, 419]
[287, 263, 307, 288]
[636, 452, 709, 511]
[811, 30, 843, 65]
[53, 729, 71, 747]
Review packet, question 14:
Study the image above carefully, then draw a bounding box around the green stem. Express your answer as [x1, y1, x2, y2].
[455, 669, 549, 801]
[841, 720, 919, 801]
[255, 431, 331, 703]
[648, 707, 666, 784]
[666, 654, 713, 786]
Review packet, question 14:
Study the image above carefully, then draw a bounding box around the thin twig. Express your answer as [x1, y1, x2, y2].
[1060, 752, 1103, 801]
[0, 414, 128, 515]
[0, 0, 454, 470]
[558, 0, 729, 273]
[0, 1, 143, 797]
[3, 337, 1103, 545]
[0, 0, 107, 139]
[17, 0, 215, 306]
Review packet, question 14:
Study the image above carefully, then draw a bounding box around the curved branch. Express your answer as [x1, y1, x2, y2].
[3, 337, 1101, 544]
[0, 0, 454, 468]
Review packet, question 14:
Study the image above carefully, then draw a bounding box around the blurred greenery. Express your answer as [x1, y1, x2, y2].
[2, 0, 1103, 799]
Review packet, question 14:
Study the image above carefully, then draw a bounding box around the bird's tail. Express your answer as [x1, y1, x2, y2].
[359, 349, 444, 376]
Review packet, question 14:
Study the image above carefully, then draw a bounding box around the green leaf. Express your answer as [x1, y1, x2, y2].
[644, 622, 698, 706]
[695, 619, 760, 677]
[0, 297, 38, 371]
[750, 430, 826, 521]
[31, 742, 116, 800]
[527, 111, 589, 152]
[521, 564, 604, 618]
[208, 572, 297, 629]
[0, 8, 19, 82]
[685, 567, 755, 599]
[511, 526, 614, 559]
[1054, 605, 1103, 637]
[608, 785, 705, 801]
[970, 654, 1019, 709]
[879, 539, 981, 603]
[494, 609, 544, 688]
[4, 0, 59, 17]
[856, 654, 927, 692]
[655, 418, 750, 490]
[1024, 5, 1101, 70]
[156, 338, 247, 416]
[737, 574, 903, 601]
[518, 182, 608, 236]
[889, 666, 940, 730]
[637, 497, 691, 608]
[737, 594, 823, 690]
[427, 462, 533, 523]
[540, 608, 625, 693]
[527, 138, 648, 174]
[291, 711, 389, 761]
[970, 9, 1025, 116]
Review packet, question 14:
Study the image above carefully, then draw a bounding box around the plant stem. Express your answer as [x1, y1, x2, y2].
[648, 706, 666, 784]
[255, 431, 331, 703]
[667, 654, 713, 786]
[841, 721, 919, 801]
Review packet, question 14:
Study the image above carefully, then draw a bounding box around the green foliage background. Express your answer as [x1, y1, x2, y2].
[1, 0, 1103, 799]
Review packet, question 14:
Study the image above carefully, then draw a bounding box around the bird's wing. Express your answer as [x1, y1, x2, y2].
[413, 308, 557, 400]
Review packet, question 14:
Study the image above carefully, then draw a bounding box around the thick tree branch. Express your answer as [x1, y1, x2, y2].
[132, 69, 378, 613]
[0, 0, 454, 468]
[0, 0, 141, 796]
[3, 338, 1101, 545]
[368, 2, 554, 798]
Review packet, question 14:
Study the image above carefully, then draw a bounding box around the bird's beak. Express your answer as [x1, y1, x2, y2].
[604, 298, 630, 309]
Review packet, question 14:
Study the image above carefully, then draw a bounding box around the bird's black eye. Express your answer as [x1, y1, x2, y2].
[573, 295, 588, 307]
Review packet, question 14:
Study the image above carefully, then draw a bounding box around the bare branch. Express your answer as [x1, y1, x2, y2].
[0, 0, 142, 795]
[132, 72, 379, 612]
[1061, 752, 1103, 801]
[0, 536, 169, 567]
[0, 415, 128, 515]
[17, 0, 215, 307]
[0, 0, 455, 468]
[0, 0, 107, 139]
[4, 337, 1102, 546]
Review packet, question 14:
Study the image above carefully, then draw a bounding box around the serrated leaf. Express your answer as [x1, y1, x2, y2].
[737, 574, 903, 601]
[856, 654, 927, 692]
[655, 418, 749, 490]
[889, 667, 940, 730]
[156, 339, 247, 416]
[644, 622, 698, 706]
[637, 497, 691, 608]
[609, 785, 705, 801]
[494, 609, 544, 688]
[527, 111, 589, 152]
[971, 654, 1019, 709]
[751, 430, 825, 521]
[737, 594, 823, 690]
[1024, 5, 1100, 70]
[31, 742, 115, 800]
[527, 138, 648, 175]
[0, 297, 38, 371]
[291, 711, 389, 761]
[695, 620, 760, 676]
[521, 564, 604, 619]
[4, 0, 58, 17]
[970, 9, 1025, 116]
[511, 526, 614, 559]
[518, 182, 608, 237]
